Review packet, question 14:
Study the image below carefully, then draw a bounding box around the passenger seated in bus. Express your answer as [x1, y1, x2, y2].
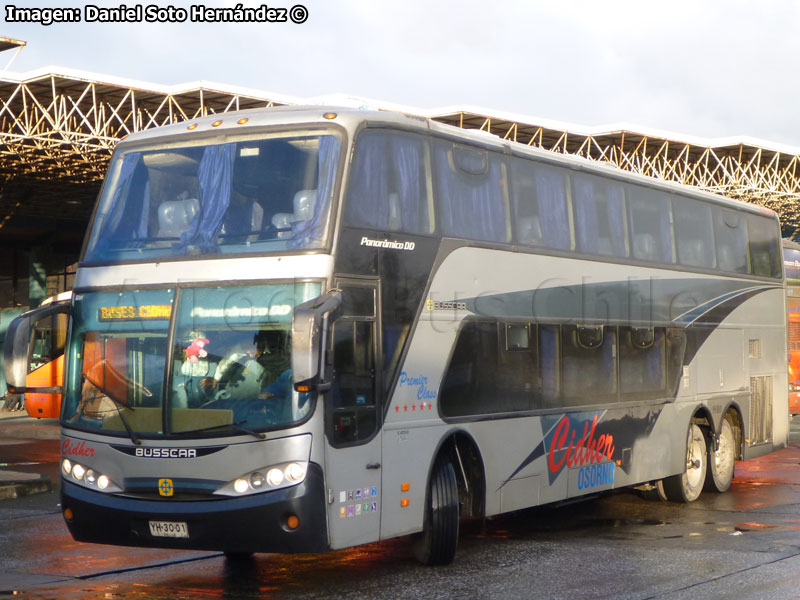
[259, 368, 311, 422]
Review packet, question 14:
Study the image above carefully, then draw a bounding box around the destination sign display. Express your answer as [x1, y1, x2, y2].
[98, 305, 172, 321]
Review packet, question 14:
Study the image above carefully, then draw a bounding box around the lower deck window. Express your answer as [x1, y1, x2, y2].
[440, 320, 686, 419]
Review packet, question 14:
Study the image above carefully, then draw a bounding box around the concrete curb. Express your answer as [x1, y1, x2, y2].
[0, 475, 52, 499]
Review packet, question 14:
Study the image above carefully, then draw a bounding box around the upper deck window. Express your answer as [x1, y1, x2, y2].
[345, 130, 434, 234]
[83, 132, 341, 263]
[433, 139, 509, 243]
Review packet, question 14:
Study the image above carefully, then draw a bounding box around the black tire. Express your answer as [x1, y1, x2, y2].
[224, 551, 254, 560]
[704, 418, 735, 493]
[413, 456, 460, 565]
[660, 423, 707, 503]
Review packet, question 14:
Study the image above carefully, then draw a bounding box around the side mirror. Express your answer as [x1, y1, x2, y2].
[4, 303, 70, 394]
[291, 290, 342, 391]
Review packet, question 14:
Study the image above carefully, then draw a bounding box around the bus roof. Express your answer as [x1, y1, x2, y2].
[117, 106, 778, 222]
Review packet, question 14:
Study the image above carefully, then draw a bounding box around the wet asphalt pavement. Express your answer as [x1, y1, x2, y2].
[4, 420, 800, 598]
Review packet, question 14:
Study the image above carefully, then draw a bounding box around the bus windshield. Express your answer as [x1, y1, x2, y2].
[64, 282, 321, 438]
[83, 131, 341, 263]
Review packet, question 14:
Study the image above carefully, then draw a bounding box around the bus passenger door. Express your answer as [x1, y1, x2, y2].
[324, 279, 382, 549]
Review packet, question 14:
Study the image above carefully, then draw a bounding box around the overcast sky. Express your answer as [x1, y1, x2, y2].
[3, 0, 800, 147]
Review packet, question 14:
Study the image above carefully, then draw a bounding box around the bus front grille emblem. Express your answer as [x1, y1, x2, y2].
[158, 478, 174, 497]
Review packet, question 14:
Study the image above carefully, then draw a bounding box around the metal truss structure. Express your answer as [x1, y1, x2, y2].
[1, 68, 800, 235]
[434, 111, 800, 231]
[0, 69, 280, 228]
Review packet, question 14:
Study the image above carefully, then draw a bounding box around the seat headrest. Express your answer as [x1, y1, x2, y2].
[293, 190, 317, 221]
[158, 198, 199, 236]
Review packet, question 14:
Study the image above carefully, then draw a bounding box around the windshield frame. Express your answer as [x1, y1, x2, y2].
[61, 278, 324, 440]
[80, 123, 348, 267]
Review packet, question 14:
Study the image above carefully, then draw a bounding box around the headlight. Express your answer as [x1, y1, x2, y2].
[61, 459, 120, 492]
[266, 468, 284, 486]
[286, 462, 306, 482]
[215, 461, 309, 496]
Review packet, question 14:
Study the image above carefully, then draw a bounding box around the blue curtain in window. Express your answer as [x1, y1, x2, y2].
[395, 138, 423, 232]
[346, 135, 389, 228]
[536, 166, 570, 250]
[102, 154, 141, 236]
[607, 186, 626, 256]
[127, 185, 152, 249]
[435, 146, 507, 242]
[92, 153, 141, 256]
[573, 176, 598, 253]
[290, 136, 340, 249]
[178, 143, 236, 252]
[346, 133, 425, 233]
[574, 179, 626, 256]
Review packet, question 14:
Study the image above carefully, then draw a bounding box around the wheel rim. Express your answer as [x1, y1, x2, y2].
[686, 427, 705, 489]
[714, 420, 735, 480]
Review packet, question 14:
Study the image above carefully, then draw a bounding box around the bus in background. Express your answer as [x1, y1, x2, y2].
[24, 291, 71, 418]
[3, 108, 789, 565]
[783, 239, 800, 413]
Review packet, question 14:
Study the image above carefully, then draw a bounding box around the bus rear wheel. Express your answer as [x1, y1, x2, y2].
[659, 423, 707, 502]
[704, 418, 735, 493]
[413, 456, 460, 565]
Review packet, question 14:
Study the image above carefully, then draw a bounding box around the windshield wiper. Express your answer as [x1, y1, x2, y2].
[172, 420, 266, 440]
[82, 373, 141, 446]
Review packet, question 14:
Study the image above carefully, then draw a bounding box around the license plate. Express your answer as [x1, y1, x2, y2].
[149, 520, 189, 538]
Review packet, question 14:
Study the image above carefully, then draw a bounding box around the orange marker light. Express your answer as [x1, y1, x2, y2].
[211, 120, 223, 127]
[323, 112, 337, 120]
[237, 118, 249, 125]
[287, 515, 300, 530]
[63, 508, 74, 521]
[400, 498, 410, 507]
[401, 482, 410, 492]
[187, 123, 198, 130]
[296, 384, 310, 393]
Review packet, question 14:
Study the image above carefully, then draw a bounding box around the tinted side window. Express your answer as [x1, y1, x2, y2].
[673, 196, 715, 269]
[571, 172, 627, 257]
[713, 208, 748, 274]
[433, 140, 508, 242]
[747, 214, 782, 278]
[620, 327, 666, 394]
[440, 320, 541, 417]
[346, 130, 433, 234]
[509, 157, 571, 250]
[560, 325, 617, 403]
[627, 186, 674, 264]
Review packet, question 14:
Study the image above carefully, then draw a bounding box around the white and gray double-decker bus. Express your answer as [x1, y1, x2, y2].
[4, 107, 788, 565]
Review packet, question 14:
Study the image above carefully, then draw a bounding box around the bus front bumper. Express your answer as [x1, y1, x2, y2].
[61, 462, 329, 554]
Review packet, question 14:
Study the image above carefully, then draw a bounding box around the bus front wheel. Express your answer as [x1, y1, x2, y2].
[658, 423, 707, 502]
[413, 456, 460, 565]
[704, 418, 735, 493]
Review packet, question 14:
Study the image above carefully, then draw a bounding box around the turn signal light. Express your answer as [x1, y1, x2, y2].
[63, 508, 73, 521]
[401, 498, 410, 507]
[401, 482, 410, 492]
[287, 515, 300, 530]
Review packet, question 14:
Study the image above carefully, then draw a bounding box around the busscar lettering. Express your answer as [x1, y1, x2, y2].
[135, 447, 198, 459]
[547, 415, 615, 474]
